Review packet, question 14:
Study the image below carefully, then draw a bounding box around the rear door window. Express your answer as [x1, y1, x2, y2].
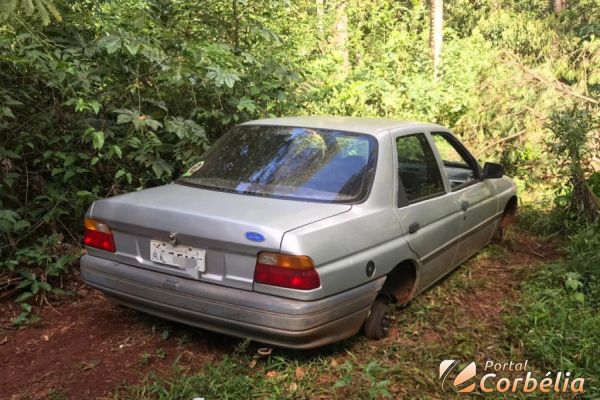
[396, 133, 446, 205]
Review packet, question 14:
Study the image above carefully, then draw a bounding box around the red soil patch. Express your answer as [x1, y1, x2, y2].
[0, 283, 235, 400]
[457, 232, 561, 328]
[387, 229, 561, 360]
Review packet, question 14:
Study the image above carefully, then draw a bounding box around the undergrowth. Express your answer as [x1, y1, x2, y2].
[508, 224, 600, 394]
[115, 352, 394, 400]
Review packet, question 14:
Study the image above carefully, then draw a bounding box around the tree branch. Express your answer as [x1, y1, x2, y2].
[476, 130, 526, 157]
[509, 56, 599, 105]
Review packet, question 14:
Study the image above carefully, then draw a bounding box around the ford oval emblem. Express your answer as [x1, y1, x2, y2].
[245, 232, 265, 242]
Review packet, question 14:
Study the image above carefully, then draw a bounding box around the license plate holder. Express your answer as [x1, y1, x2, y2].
[150, 240, 206, 277]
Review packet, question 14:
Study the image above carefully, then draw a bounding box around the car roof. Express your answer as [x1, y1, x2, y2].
[240, 116, 447, 136]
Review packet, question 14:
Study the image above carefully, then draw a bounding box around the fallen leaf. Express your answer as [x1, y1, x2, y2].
[295, 366, 305, 380]
[82, 359, 100, 370]
[181, 350, 195, 363]
[59, 322, 76, 333]
[266, 370, 279, 378]
[317, 374, 329, 385]
[249, 359, 257, 369]
[0, 337, 7, 345]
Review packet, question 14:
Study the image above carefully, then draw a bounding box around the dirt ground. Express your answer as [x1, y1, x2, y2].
[0, 233, 560, 400]
[0, 281, 237, 400]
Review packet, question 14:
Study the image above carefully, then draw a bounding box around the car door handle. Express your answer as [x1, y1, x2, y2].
[461, 201, 470, 212]
[408, 222, 420, 234]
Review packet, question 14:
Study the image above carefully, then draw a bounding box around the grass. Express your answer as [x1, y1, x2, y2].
[117, 351, 396, 399]
[113, 214, 600, 399]
[507, 226, 600, 396]
[48, 391, 69, 400]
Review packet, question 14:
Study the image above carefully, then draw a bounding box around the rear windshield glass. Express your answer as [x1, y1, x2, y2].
[177, 125, 377, 203]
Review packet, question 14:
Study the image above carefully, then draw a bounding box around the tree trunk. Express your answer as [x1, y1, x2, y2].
[232, 0, 240, 50]
[571, 172, 600, 223]
[429, 0, 443, 80]
[553, 0, 567, 12]
[333, 0, 349, 72]
[316, 0, 324, 39]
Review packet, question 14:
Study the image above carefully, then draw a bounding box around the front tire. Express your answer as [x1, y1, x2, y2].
[494, 197, 518, 243]
[363, 298, 391, 340]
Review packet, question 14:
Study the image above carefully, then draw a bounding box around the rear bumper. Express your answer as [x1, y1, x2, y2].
[80, 255, 384, 349]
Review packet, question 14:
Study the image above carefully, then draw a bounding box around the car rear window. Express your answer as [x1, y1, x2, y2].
[177, 125, 378, 203]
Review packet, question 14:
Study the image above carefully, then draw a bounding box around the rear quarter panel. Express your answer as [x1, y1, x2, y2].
[278, 131, 420, 298]
[280, 207, 419, 298]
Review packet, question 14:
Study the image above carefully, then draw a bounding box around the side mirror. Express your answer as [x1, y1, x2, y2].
[483, 162, 504, 179]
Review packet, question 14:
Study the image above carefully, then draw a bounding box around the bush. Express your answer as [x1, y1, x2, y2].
[546, 107, 600, 223]
[509, 226, 600, 392]
[0, 0, 300, 322]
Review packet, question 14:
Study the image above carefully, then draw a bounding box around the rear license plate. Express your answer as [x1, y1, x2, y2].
[150, 240, 206, 274]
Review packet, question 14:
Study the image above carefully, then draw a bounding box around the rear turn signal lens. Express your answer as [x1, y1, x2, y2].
[254, 252, 320, 290]
[83, 218, 116, 253]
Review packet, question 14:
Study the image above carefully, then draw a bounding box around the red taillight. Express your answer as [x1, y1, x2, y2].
[83, 218, 116, 253]
[254, 252, 320, 290]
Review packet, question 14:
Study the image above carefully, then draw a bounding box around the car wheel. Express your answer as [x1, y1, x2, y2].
[494, 199, 517, 243]
[363, 298, 391, 340]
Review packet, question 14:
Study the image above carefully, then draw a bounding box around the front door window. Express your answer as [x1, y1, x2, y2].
[431, 133, 479, 189]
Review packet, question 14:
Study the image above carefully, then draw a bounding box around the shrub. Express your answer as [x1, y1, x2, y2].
[509, 226, 600, 392]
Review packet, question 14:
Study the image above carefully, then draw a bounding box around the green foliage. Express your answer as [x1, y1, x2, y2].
[589, 172, 600, 198]
[118, 352, 394, 400]
[546, 106, 600, 223]
[123, 356, 255, 399]
[0, 0, 299, 306]
[478, 8, 552, 58]
[0, 234, 77, 324]
[0, 0, 62, 26]
[547, 107, 597, 172]
[508, 226, 600, 393]
[334, 359, 392, 399]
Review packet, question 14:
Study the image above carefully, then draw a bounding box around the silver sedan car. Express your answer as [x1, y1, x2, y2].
[80, 117, 517, 349]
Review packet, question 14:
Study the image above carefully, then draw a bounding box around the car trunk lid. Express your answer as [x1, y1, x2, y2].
[87, 183, 351, 290]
